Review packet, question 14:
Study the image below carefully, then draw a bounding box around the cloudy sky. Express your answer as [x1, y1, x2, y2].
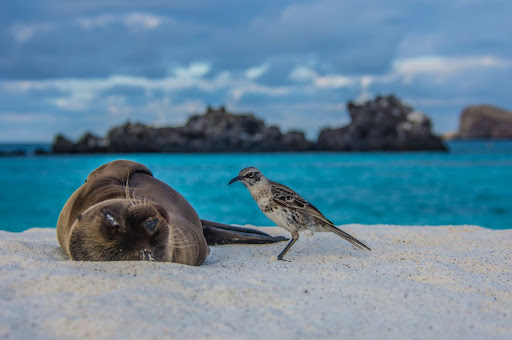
[1, 0, 511, 142]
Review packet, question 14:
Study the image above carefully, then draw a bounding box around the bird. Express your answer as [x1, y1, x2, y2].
[228, 167, 371, 261]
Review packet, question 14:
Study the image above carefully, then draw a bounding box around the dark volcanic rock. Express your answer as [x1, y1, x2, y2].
[317, 95, 447, 151]
[34, 148, 50, 155]
[51, 100, 444, 153]
[53, 133, 107, 153]
[451, 105, 512, 139]
[107, 123, 189, 153]
[0, 149, 26, 157]
[75, 133, 107, 153]
[52, 135, 75, 153]
[182, 109, 312, 152]
[57, 106, 314, 153]
[105, 107, 312, 153]
[282, 131, 313, 151]
[183, 108, 267, 152]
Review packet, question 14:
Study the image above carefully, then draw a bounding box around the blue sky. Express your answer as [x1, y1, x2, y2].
[1, 0, 511, 142]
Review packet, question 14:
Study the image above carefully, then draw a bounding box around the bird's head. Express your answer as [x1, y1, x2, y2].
[228, 167, 266, 187]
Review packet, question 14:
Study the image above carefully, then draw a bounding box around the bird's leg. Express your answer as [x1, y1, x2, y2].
[277, 231, 299, 261]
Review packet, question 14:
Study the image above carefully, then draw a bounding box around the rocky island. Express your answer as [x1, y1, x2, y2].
[318, 95, 446, 151]
[52, 95, 447, 153]
[53, 106, 312, 153]
[447, 104, 512, 139]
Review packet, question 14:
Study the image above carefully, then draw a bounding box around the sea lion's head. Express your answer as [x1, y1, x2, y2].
[68, 198, 171, 262]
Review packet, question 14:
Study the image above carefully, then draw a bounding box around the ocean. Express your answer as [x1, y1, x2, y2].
[0, 140, 511, 232]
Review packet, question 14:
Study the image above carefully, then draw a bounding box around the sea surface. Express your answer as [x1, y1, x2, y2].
[0, 140, 511, 232]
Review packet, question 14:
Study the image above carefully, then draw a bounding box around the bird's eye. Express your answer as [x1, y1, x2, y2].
[247, 172, 254, 178]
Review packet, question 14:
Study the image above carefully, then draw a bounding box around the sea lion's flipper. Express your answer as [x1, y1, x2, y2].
[201, 219, 288, 245]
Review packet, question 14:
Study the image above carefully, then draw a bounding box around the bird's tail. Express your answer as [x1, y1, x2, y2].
[322, 224, 371, 251]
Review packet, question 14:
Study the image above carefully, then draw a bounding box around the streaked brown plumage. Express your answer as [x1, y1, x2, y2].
[229, 167, 371, 261]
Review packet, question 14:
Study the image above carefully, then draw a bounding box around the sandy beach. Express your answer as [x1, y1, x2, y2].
[0, 225, 511, 339]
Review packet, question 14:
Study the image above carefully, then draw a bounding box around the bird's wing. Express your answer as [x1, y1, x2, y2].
[270, 182, 335, 226]
[270, 181, 371, 252]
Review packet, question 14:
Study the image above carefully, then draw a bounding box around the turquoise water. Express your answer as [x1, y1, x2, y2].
[0, 141, 511, 232]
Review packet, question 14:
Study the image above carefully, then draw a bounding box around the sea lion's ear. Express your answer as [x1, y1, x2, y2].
[77, 214, 83, 221]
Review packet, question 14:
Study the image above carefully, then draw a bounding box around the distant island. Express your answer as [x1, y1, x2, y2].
[50, 95, 447, 154]
[444, 104, 512, 140]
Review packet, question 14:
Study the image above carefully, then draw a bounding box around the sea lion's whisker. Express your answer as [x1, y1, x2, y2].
[128, 191, 136, 206]
[169, 241, 196, 250]
[168, 238, 196, 249]
[125, 170, 131, 200]
[168, 228, 194, 247]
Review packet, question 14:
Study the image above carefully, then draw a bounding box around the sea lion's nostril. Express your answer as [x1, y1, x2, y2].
[143, 218, 159, 232]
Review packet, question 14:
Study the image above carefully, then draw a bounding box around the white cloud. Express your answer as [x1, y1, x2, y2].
[76, 12, 165, 31]
[124, 13, 163, 30]
[288, 55, 512, 102]
[0, 112, 57, 123]
[231, 83, 291, 101]
[245, 64, 269, 79]
[289, 66, 317, 81]
[3, 63, 217, 101]
[392, 56, 512, 83]
[101, 95, 204, 126]
[76, 15, 113, 30]
[289, 66, 355, 88]
[105, 96, 131, 117]
[3, 53, 510, 137]
[148, 99, 205, 126]
[174, 63, 210, 79]
[7, 55, 510, 109]
[3, 81, 46, 93]
[356, 76, 375, 102]
[403, 97, 471, 107]
[9, 12, 165, 44]
[1, 63, 293, 112]
[314, 75, 354, 88]
[9, 23, 53, 43]
[51, 90, 96, 111]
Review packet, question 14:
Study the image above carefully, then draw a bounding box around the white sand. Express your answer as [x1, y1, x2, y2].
[0, 225, 511, 339]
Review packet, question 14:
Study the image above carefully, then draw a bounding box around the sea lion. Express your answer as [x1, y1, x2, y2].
[57, 160, 286, 265]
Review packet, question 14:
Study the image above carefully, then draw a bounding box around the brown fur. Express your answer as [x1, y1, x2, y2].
[57, 160, 209, 265]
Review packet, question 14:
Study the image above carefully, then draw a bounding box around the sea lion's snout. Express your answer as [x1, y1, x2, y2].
[126, 204, 167, 237]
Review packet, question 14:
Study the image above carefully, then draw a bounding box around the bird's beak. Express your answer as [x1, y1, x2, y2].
[228, 176, 244, 185]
